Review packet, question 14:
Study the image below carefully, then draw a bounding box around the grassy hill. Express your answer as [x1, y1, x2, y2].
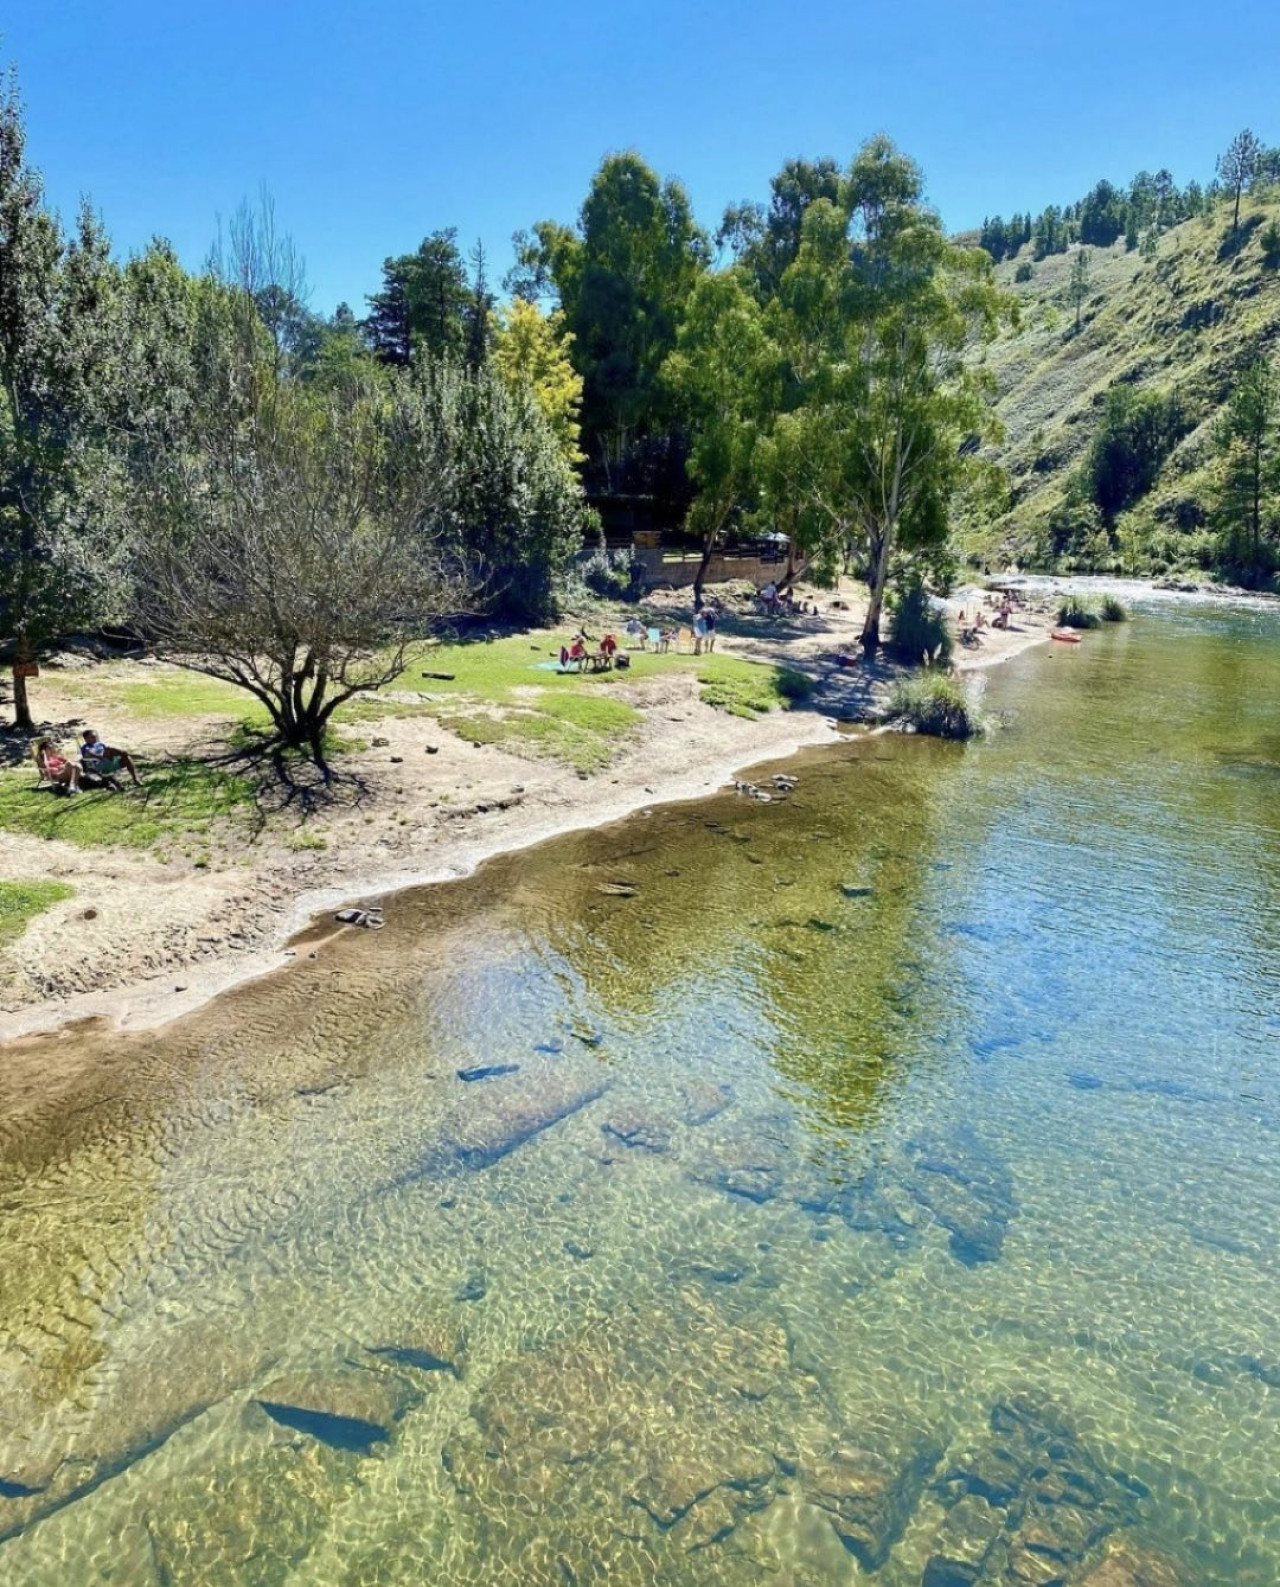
[961, 195, 1280, 579]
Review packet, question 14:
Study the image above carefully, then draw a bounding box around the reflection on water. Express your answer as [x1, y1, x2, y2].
[1, 599, 1278, 1585]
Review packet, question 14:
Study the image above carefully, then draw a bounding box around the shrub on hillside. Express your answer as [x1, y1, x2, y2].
[887, 581, 953, 664]
[1014, 261, 1034, 283]
[1056, 595, 1103, 629]
[887, 673, 983, 740]
[1099, 594, 1128, 622]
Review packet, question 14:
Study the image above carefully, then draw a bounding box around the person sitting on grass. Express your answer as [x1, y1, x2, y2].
[35, 739, 80, 796]
[600, 632, 618, 661]
[80, 729, 142, 787]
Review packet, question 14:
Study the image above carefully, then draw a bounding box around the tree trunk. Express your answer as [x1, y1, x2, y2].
[859, 529, 894, 658]
[692, 529, 716, 611]
[11, 637, 35, 733]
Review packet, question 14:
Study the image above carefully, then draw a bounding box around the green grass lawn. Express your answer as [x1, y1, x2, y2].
[696, 657, 814, 718]
[363, 633, 813, 768]
[0, 758, 257, 853]
[105, 670, 271, 725]
[0, 879, 75, 945]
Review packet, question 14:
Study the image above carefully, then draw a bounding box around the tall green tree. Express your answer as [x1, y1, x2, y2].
[1067, 246, 1091, 332]
[717, 156, 842, 300]
[513, 153, 709, 481]
[1217, 129, 1263, 231]
[773, 136, 1010, 655]
[413, 356, 592, 621]
[661, 271, 781, 605]
[1213, 358, 1278, 584]
[0, 67, 124, 731]
[364, 229, 470, 366]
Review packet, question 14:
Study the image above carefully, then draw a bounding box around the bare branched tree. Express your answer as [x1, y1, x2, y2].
[132, 360, 470, 764]
[209, 188, 311, 373]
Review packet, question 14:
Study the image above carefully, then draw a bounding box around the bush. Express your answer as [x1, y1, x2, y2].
[1099, 594, 1128, 622]
[1056, 595, 1102, 629]
[887, 581, 953, 665]
[886, 673, 983, 740]
[1014, 261, 1034, 283]
[575, 548, 645, 603]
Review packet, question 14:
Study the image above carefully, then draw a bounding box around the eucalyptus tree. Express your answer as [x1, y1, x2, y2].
[773, 136, 1010, 655]
[717, 156, 842, 300]
[661, 271, 782, 605]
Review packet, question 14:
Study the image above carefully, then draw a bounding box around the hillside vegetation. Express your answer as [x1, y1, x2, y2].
[963, 194, 1280, 580]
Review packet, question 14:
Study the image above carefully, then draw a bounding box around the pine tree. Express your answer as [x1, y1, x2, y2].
[1217, 129, 1263, 231]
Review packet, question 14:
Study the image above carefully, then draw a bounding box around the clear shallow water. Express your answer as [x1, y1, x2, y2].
[1, 600, 1278, 1585]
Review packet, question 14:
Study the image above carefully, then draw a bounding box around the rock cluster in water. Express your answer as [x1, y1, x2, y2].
[923, 1396, 1203, 1587]
[440, 1290, 941, 1583]
[689, 1120, 1017, 1268]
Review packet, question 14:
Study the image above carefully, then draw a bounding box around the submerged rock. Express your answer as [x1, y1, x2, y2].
[0, 1313, 274, 1545]
[252, 1366, 419, 1455]
[804, 1437, 943, 1569]
[902, 1125, 1016, 1265]
[928, 1395, 1149, 1585]
[456, 1062, 520, 1082]
[676, 1079, 734, 1126]
[1077, 1541, 1206, 1586]
[406, 1073, 608, 1178]
[602, 1106, 672, 1154]
[439, 1292, 918, 1581]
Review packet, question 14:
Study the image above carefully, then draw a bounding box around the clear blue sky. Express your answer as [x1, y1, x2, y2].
[7, 0, 1278, 313]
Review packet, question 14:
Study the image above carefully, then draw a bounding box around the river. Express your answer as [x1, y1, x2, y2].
[1, 595, 1277, 1584]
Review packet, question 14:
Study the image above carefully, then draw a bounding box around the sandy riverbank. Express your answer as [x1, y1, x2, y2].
[0, 585, 1054, 1043]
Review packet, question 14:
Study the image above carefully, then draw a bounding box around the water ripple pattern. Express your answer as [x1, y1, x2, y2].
[0, 597, 1277, 1584]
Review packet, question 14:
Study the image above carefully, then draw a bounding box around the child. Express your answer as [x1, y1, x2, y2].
[80, 729, 142, 786]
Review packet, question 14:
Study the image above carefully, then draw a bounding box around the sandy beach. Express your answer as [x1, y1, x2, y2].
[0, 585, 1053, 1043]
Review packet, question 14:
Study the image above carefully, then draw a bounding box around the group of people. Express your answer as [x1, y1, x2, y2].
[36, 729, 141, 796]
[759, 583, 814, 618]
[617, 605, 719, 655]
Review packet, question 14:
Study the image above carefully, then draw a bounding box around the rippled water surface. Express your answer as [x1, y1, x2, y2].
[2, 599, 1278, 1585]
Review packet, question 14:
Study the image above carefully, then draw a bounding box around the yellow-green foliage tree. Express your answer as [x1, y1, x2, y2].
[492, 299, 584, 465]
